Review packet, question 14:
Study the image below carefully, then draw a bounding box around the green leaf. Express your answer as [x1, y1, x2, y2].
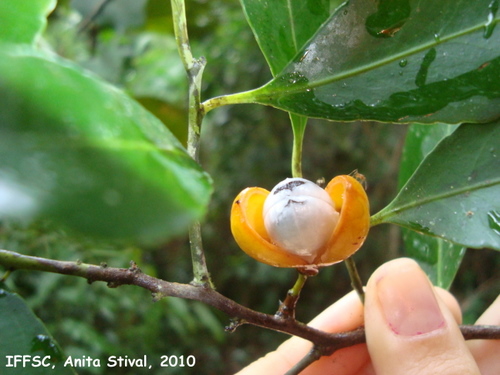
[398, 124, 466, 288]
[239, 1, 344, 174]
[372, 120, 500, 250]
[0, 45, 212, 245]
[0, 0, 56, 45]
[398, 124, 459, 187]
[0, 288, 75, 374]
[233, 0, 500, 124]
[402, 233, 466, 289]
[127, 33, 188, 105]
[239, 0, 343, 75]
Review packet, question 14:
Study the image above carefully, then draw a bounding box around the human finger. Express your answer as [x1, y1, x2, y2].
[364, 258, 480, 375]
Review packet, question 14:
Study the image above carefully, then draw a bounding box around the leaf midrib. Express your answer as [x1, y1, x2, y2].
[258, 18, 498, 97]
[378, 177, 500, 222]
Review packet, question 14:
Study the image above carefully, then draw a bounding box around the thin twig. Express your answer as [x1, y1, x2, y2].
[285, 346, 323, 375]
[0, 250, 361, 346]
[345, 256, 365, 303]
[188, 221, 213, 288]
[276, 272, 308, 319]
[78, 0, 114, 33]
[171, 0, 212, 286]
[287, 323, 500, 374]
[1, 249, 499, 351]
[286, 328, 367, 374]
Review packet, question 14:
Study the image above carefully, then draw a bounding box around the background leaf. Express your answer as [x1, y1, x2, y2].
[235, 0, 500, 124]
[0, 288, 75, 374]
[239, 0, 345, 171]
[372, 120, 500, 250]
[0, 45, 212, 245]
[398, 124, 466, 288]
[0, 0, 56, 45]
[239, 0, 344, 75]
[71, 0, 147, 32]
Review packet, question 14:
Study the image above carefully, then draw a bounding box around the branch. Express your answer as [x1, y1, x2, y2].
[78, 0, 114, 32]
[171, 0, 212, 287]
[345, 256, 365, 303]
[285, 346, 323, 375]
[1, 249, 499, 370]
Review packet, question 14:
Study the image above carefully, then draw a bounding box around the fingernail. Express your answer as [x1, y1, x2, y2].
[377, 264, 445, 336]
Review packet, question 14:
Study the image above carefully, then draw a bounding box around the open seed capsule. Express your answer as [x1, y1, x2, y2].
[230, 175, 370, 268]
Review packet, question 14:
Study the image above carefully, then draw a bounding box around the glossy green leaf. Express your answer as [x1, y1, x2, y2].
[239, 1, 344, 165]
[0, 45, 212, 245]
[0, 0, 56, 45]
[372, 120, 500, 250]
[232, 0, 500, 124]
[398, 124, 459, 187]
[403, 234, 466, 289]
[239, 0, 343, 75]
[127, 33, 187, 105]
[398, 124, 466, 288]
[0, 288, 75, 374]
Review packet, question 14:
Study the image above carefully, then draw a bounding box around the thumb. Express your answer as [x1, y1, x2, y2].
[364, 258, 480, 375]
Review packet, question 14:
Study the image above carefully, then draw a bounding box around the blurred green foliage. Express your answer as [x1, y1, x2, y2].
[0, 0, 498, 374]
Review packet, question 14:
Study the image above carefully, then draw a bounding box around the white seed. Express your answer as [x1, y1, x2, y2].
[263, 178, 339, 260]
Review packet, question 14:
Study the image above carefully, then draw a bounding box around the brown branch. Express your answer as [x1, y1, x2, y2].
[285, 346, 323, 375]
[77, 0, 114, 32]
[1, 249, 499, 370]
[0, 250, 362, 348]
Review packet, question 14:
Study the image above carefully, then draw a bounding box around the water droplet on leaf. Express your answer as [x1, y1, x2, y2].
[484, 0, 499, 38]
[31, 335, 64, 361]
[487, 210, 500, 235]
